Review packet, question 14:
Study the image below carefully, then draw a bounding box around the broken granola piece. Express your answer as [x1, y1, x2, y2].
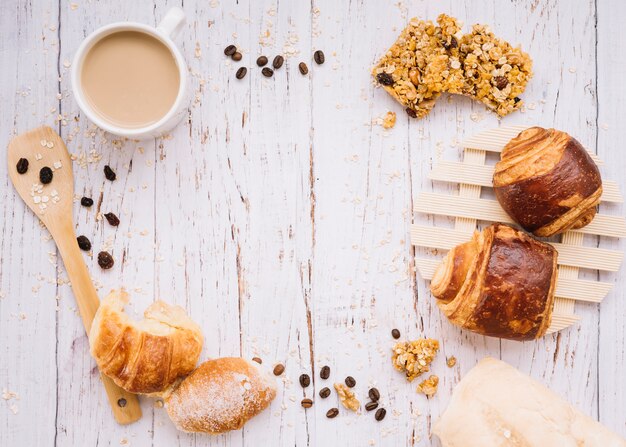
[334, 383, 360, 412]
[446, 356, 457, 368]
[417, 375, 439, 397]
[458, 24, 532, 116]
[382, 111, 397, 129]
[391, 338, 439, 381]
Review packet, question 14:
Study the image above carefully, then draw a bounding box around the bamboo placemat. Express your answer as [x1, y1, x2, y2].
[413, 126, 625, 334]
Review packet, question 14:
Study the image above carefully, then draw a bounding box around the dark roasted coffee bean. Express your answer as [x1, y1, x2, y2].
[103, 165, 116, 181]
[405, 107, 418, 118]
[104, 212, 120, 226]
[319, 387, 331, 398]
[391, 328, 401, 339]
[345, 376, 356, 388]
[252, 357, 262, 364]
[298, 62, 309, 75]
[365, 401, 379, 412]
[374, 408, 386, 421]
[368, 387, 380, 401]
[236, 67, 248, 80]
[261, 67, 274, 78]
[224, 45, 237, 56]
[16, 158, 29, 174]
[272, 55, 284, 69]
[301, 398, 313, 408]
[39, 167, 53, 184]
[376, 72, 394, 86]
[231, 51, 242, 62]
[273, 364, 285, 376]
[313, 50, 325, 65]
[493, 75, 509, 90]
[326, 408, 339, 418]
[320, 365, 330, 380]
[98, 251, 114, 269]
[76, 235, 92, 251]
[256, 55, 268, 66]
[81, 197, 94, 207]
[117, 398, 127, 407]
[299, 374, 311, 388]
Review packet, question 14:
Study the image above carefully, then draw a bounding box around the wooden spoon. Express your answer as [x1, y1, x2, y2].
[7, 126, 142, 425]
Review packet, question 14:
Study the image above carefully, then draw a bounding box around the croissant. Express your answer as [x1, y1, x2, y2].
[165, 357, 277, 434]
[89, 290, 203, 395]
[493, 126, 602, 237]
[430, 223, 558, 340]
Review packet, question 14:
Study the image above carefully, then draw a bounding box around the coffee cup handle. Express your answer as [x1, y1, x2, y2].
[157, 7, 186, 39]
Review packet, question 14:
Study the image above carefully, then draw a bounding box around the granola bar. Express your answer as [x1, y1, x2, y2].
[373, 14, 532, 118]
[391, 338, 439, 382]
[372, 15, 464, 118]
[459, 24, 533, 116]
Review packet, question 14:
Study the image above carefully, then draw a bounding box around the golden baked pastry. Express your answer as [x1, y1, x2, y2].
[165, 357, 277, 434]
[434, 358, 626, 446]
[89, 290, 203, 395]
[430, 223, 557, 340]
[494, 127, 603, 237]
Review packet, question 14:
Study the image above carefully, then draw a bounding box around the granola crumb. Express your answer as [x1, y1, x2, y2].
[382, 111, 397, 129]
[416, 375, 439, 397]
[334, 382, 360, 412]
[391, 338, 439, 381]
[446, 356, 457, 367]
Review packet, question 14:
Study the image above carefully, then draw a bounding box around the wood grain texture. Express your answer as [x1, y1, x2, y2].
[0, 0, 624, 445]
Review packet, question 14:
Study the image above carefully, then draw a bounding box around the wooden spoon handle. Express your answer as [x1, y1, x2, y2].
[53, 222, 142, 424]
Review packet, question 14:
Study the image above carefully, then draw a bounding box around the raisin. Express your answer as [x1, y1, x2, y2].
[493, 76, 509, 90]
[97, 251, 114, 269]
[103, 165, 116, 181]
[104, 212, 120, 226]
[80, 197, 94, 207]
[405, 108, 418, 118]
[16, 158, 29, 174]
[39, 167, 53, 184]
[376, 72, 394, 86]
[76, 235, 92, 251]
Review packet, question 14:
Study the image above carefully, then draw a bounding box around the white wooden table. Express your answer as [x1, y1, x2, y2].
[1, 0, 624, 445]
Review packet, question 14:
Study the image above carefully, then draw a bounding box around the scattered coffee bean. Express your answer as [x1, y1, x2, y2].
[368, 387, 380, 401]
[313, 50, 325, 65]
[320, 365, 330, 380]
[391, 328, 401, 339]
[39, 167, 53, 184]
[298, 62, 309, 75]
[299, 373, 311, 388]
[117, 398, 127, 407]
[345, 376, 356, 388]
[104, 212, 120, 227]
[16, 158, 29, 174]
[273, 364, 285, 376]
[272, 55, 284, 69]
[326, 408, 339, 419]
[231, 51, 242, 62]
[301, 398, 313, 408]
[405, 107, 418, 118]
[76, 235, 92, 251]
[252, 357, 263, 364]
[236, 67, 248, 80]
[374, 408, 387, 421]
[98, 251, 114, 269]
[261, 67, 274, 78]
[256, 55, 268, 67]
[224, 45, 237, 56]
[365, 401, 379, 412]
[376, 72, 394, 86]
[319, 387, 331, 398]
[80, 197, 94, 207]
[103, 165, 116, 181]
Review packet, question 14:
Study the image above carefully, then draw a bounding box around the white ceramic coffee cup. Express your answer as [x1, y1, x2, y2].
[71, 7, 188, 139]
